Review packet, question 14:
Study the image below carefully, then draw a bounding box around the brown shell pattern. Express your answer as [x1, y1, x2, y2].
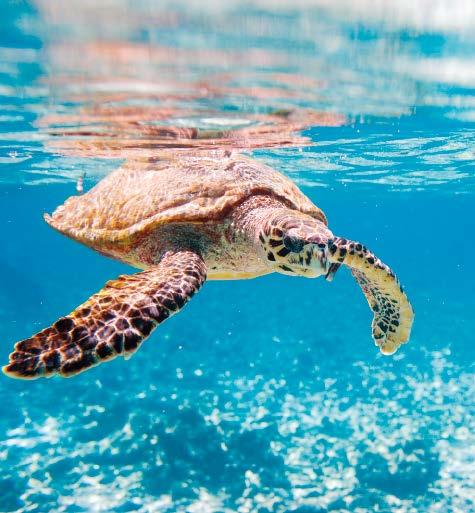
[45, 152, 326, 245]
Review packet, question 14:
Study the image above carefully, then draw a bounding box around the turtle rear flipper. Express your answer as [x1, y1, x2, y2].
[3, 250, 206, 379]
[329, 237, 414, 354]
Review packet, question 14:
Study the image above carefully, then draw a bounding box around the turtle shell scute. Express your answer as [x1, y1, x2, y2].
[45, 153, 326, 245]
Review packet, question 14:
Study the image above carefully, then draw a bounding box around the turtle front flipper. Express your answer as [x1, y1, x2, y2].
[329, 237, 414, 355]
[3, 250, 206, 379]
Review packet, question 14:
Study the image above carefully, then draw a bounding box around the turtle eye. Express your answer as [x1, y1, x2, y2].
[283, 235, 304, 253]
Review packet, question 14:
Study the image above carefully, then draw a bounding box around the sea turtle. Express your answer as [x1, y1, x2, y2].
[3, 152, 414, 379]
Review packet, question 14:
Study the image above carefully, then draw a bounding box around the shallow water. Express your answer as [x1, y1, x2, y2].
[1, 1, 474, 512]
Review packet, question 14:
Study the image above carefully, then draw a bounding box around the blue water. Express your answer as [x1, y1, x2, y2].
[1, 1, 474, 512]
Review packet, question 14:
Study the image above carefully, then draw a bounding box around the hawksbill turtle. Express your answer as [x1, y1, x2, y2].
[3, 152, 414, 379]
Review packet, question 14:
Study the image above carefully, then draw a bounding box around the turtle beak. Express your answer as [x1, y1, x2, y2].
[321, 238, 341, 281]
[301, 234, 332, 278]
[305, 243, 331, 278]
[325, 262, 341, 282]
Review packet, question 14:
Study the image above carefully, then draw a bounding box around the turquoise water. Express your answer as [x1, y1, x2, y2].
[1, 1, 474, 512]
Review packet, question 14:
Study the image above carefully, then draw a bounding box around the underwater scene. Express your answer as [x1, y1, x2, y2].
[0, 1, 474, 512]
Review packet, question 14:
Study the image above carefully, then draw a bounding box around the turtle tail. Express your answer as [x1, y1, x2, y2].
[328, 237, 414, 354]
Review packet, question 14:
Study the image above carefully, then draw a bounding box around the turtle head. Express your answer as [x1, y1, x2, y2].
[259, 211, 337, 279]
[254, 207, 414, 355]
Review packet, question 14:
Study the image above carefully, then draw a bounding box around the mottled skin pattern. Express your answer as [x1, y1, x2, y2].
[3, 157, 414, 379]
[4, 251, 206, 378]
[232, 202, 413, 354]
[328, 238, 413, 355]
